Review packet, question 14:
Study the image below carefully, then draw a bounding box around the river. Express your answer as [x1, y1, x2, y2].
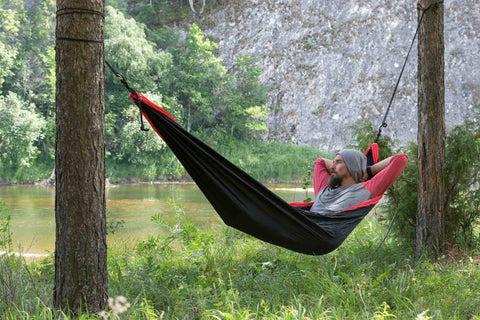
[0, 183, 312, 255]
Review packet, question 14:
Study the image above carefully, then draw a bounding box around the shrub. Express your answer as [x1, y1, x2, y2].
[0, 92, 46, 180]
[383, 115, 480, 251]
[350, 114, 480, 252]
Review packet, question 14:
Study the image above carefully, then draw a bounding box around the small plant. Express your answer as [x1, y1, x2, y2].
[373, 301, 397, 319]
[0, 201, 18, 308]
[301, 159, 313, 202]
[137, 197, 213, 254]
[106, 211, 125, 235]
[0, 201, 12, 250]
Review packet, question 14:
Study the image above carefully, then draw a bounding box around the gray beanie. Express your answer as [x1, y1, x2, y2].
[338, 149, 367, 183]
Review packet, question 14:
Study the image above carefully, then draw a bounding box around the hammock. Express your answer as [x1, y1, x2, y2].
[129, 92, 383, 255]
[103, 0, 434, 255]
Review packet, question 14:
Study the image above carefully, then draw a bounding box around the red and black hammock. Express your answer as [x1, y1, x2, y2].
[103, 0, 430, 255]
[129, 92, 382, 255]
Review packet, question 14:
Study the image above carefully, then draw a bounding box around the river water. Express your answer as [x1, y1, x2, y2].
[0, 183, 311, 255]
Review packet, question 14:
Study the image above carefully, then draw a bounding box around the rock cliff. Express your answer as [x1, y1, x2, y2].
[199, 0, 479, 150]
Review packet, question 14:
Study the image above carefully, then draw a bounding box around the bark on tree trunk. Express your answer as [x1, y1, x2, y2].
[54, 0, 107, 313]
[416, 0, 445, 257]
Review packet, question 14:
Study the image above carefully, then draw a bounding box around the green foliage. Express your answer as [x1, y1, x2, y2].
[127, 0, 190, 28]
[138, 197, 214, 255]
[105, 5, 174, 114]
[107, 213, 480, 319]
[0, 92, 46, 180]
[116, 106, 168, 165]
[167, 25, 269, 141]
[2, 0, 56, 116]
[106, 0, 128, 14]
[214, 139, 328, 183]
[104, 6, 176, 165]
[383, 141, 418, 241]
[382, 113, 480, 251]
[0, 201, 12, 249]
[347, 120, 397, 160]
[171, 23, 227, 132]
[221, 54, 269, 139]
[106, 211, 125, 235]
[301, 159, 314, 202]
[1, 3, 272, 182]
[0, 0, 22, 89]
[147, 25, 180, 49]
[0, 0, 55, 176]
[443, 118, 480, 249]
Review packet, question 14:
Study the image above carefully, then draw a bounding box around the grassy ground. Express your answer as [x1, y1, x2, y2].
[1, 203, 480, 319]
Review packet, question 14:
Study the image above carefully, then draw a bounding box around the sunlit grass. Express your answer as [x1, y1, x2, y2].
[1, 203, 480, 319]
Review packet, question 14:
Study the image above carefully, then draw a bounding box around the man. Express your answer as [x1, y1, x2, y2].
[310, 149, 408, 214]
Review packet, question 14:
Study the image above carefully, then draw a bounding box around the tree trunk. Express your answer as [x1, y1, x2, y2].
[416, 0, 445, 257]
[54, 0, 107, 313]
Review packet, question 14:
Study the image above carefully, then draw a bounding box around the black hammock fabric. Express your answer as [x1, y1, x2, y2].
[130, 93, 382, 255]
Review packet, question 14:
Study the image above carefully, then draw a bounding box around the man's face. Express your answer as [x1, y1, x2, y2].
[328, 154, 351, 187]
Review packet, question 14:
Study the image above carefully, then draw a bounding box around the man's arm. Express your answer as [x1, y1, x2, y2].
[360, 156, 394, 180]
[313, 158, 332, 196]
[362, 153, 408, 198]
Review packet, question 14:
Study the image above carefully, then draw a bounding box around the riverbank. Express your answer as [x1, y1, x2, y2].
[1, 140, 331, 186]
[1, 213, 479, 319]
[0, 183, 314, 256]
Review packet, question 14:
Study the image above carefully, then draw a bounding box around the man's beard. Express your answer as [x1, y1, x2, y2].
[328, 174, 342, 188]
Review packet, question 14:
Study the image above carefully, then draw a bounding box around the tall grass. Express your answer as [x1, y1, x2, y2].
[3, 138, 328, 184]
[215, 140, 331, 182]
[1, 202, 480, 319]
[106, 139, 330, 183]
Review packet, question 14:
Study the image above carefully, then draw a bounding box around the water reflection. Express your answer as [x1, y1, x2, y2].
[0, 183, 312, 254]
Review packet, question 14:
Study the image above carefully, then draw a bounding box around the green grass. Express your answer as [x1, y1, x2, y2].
[214, 140, 331, 182]
[1, 204, 480, 319]
[106, 139, 330, 183]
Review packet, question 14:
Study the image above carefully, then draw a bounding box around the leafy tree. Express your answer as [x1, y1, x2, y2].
[106, 0, 128, 13]
[104, 6, 175, 157]
[113, 93, 182, 164]
[126, 0, 190, 27]
[221, 55, 268, 139]
[0, 92, 46, 176]
[0, 1, 55, 176]
[170, 25, 268, 141]
[0, 0, 22, 90]
[105, 5, 173, 109]
[171, 23, 227, 132]
[443, 117, 480, 249]
[2, 0, 56, 116]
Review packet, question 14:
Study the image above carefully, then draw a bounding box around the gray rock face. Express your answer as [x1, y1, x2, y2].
[201, 0, 480, 151]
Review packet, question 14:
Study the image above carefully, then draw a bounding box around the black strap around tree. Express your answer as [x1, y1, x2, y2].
[56, 7, 105, 43]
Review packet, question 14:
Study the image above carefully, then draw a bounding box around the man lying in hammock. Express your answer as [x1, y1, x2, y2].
[310, 150, 408, 214]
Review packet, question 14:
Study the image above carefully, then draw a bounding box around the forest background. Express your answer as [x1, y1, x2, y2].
[0, 0, 323, 184]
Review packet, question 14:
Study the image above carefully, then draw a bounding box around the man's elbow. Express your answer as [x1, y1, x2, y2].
[394, 153, 409, 169]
